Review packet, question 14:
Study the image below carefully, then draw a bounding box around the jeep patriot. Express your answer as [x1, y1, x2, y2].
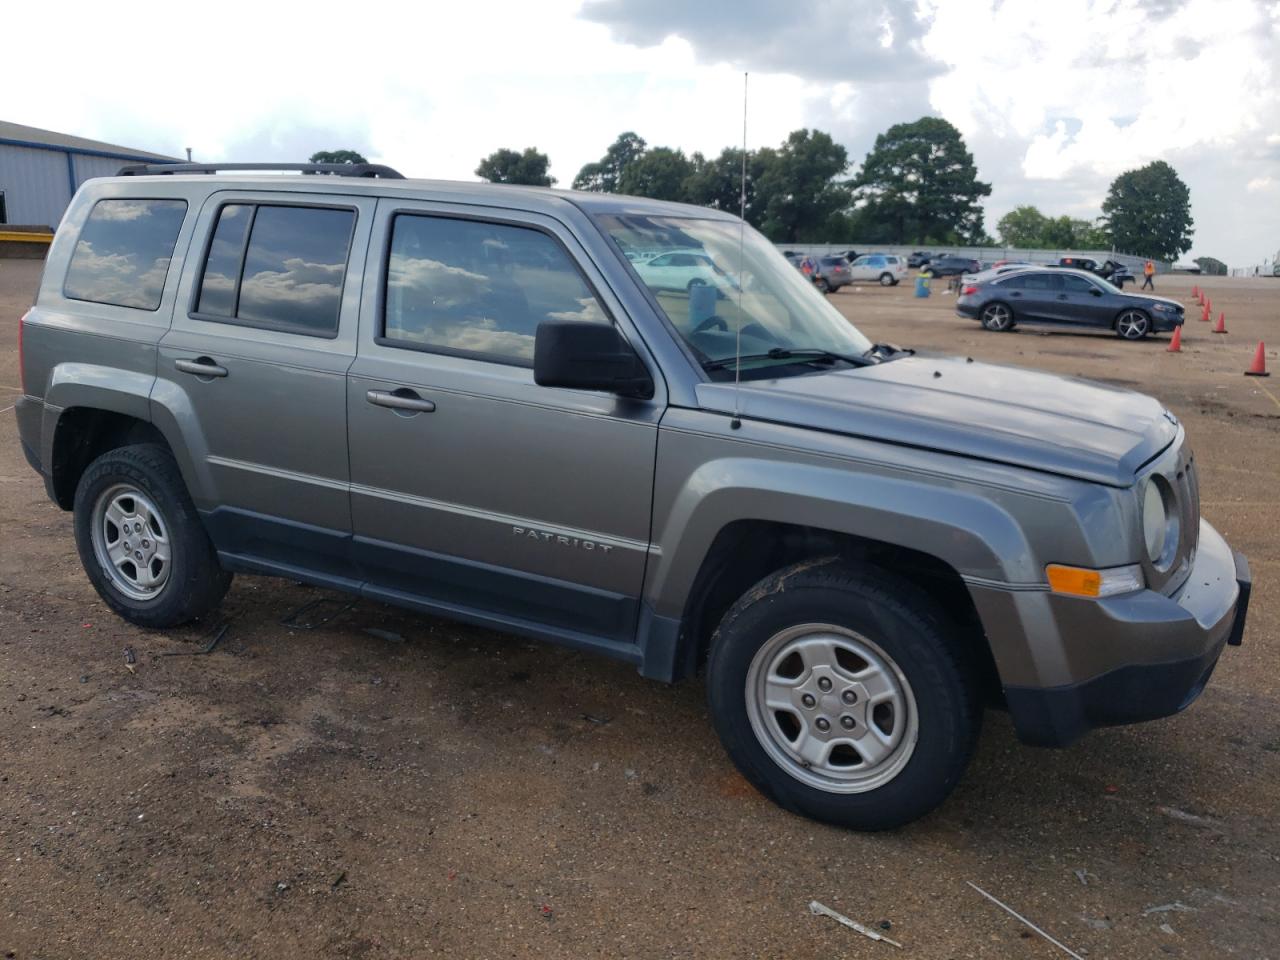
[15, 162, 1250, 829]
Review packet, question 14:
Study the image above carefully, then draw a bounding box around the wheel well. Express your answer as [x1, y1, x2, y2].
[49, 409, 169, 509]
[680, 520, 1002, 704]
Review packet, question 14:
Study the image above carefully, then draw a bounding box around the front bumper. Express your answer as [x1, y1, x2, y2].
[1152, 310, 1184, 332]
[980, 519, 1249, 746]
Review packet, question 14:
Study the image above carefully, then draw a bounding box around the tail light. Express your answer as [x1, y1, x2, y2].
[961, 285, 979, 296]
[18, 309, 29, 395]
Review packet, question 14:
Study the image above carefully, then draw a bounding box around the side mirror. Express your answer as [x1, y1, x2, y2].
[534, 321, 653, 399]
[1090, 288, 1103, 297]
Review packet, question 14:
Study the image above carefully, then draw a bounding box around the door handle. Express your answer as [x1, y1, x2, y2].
[175, 357, 228, 378]
[366, 389, 436, 413]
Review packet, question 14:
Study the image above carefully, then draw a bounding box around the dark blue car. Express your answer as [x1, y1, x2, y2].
[956, 267, 1184, 340]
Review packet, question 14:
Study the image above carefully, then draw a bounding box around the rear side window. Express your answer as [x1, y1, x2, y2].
[1061, 274, 1096, 293]
[383, 214, 609, 365]
[1003, 272, 1060, 291]
[194, 203, 355, 337]
[64, 198, 187, 310]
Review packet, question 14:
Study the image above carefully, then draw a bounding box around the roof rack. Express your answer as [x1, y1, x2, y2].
[116, 161, 405, 179]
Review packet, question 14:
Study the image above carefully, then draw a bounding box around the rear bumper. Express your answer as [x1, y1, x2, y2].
[978, 519, 1248, 747]
[955, 300, 980, 319]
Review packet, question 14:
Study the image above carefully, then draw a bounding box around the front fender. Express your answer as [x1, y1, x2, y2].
[644, 455, 1035, 621]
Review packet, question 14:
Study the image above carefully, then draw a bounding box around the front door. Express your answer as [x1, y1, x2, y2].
[345, 200, 663, 650]
[1057, 273, 1112, 327]
[156, 191, 375, 579]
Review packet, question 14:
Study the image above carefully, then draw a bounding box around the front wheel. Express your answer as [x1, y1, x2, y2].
[1116, 310, 1150, 339]
[980, 302, 1016, 331]
[706, 561, 980, 830]
[878, 272, 895, 286]
[73, 443, 231, 628]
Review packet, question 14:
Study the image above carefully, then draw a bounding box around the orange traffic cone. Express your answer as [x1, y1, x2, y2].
[1213, 311, 1227, 334]
[1192, 284, 1200, 301]
[1167, 326, 1183, 352]
[1206, 296, 1212, 313]
[1200, 302, 1210, 321]
[1245, 342, 1270, 377]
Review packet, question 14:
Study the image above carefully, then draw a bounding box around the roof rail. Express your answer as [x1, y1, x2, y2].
[116, 162, 406, 179]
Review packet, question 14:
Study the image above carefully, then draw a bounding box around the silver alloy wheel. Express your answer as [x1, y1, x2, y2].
[745, 623, 918, 793]
[879, 272, 894, 286]
[982, 303, 1012, 330]
[90, 483, 172, 601]
[1116, 310, 1149, 339]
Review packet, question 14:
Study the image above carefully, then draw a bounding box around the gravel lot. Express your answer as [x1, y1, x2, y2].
[1, 257, 1276, 959]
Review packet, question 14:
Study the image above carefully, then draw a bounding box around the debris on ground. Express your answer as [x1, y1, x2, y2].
[331, 871, 347, 890]
[808, 900, 903, 948]
[1143, 902, 1195, 916]
[1156, 805, 1216, 827]
[159, 623, 230, 658]
[581, 713, 611, 725]
[279, 596, 356, 630]
[123, 646, 136, 673]
[1074, 869, 1097, 886]
[966, 882, 1085, 960]
[363, 627, 404, 644]
[1160, 923, 1176, 935]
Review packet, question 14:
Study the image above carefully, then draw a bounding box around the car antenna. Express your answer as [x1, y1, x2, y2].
[731, 71, 748, 431]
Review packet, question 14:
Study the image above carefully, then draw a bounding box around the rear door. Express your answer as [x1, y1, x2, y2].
[344, 200, 664, 648]
[156, 192, 375, 580]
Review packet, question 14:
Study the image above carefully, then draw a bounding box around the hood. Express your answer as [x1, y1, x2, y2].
[695, 355, 1178, 487]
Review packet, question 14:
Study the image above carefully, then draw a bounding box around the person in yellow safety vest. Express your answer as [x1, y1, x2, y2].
[1142, 259, 1155, 290]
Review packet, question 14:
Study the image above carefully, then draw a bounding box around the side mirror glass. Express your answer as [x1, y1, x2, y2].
[1090, 288, 1103, 297]
[534, 322, 653, 399]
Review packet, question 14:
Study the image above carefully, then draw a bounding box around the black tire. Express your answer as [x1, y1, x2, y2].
[73, 443, 231, 628]
[980, 301, 1016, 332]
[815, 277, 830, 293]
[878, 272, 895, 286]
[706, 560, 980, 830]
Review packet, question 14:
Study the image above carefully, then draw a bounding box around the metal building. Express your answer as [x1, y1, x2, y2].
[0, 120, 177, 228]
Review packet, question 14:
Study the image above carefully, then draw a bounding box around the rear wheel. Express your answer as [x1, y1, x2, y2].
[815, 277, 831, 293]
[1116, 310, 1150, 339]
[73, 443, 231, 628]
[980, 302, 1016, 331]
[706, 561, 980, 830]
[878, 272, 895, 286]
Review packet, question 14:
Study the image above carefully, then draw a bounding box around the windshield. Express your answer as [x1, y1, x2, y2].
[597, 214, 872, 378]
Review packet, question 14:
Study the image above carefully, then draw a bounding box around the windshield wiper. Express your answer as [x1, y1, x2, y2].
[701, 347, 874, 372]
[862, 342, 914, 361]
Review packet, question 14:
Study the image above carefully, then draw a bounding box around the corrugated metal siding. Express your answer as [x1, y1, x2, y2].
[72, 153, 129, 187]
[0, 143, 72, 228]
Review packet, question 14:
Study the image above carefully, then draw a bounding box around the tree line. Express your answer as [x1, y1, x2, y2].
[309, 132, 1197, 262]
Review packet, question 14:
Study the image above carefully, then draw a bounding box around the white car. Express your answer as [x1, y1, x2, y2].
[635, 249, 737, 294]
[847, 254, 908, 286]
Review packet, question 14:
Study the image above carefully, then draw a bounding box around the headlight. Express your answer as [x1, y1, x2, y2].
[1151, 302, 1173, 311]
[1142, 475, 1180, 569]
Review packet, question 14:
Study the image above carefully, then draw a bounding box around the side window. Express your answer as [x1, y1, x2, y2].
[194, 203, 355, 337]
[383, 214, 609, 366]
[1061, 274, 1096, 293]
[1021, 273, 1061, 291]
[63, 198, 187, 310]
[868, 257, 885, 266]
[648, 253, 671, 266]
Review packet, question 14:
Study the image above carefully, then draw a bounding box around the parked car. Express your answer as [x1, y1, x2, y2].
[927, 255, 982, 278]
[1052, 256, 1135, 288]
[635, 248, 737, 294]
[847, 253, 908, 286]
[956, 267, 1185, 338]
[14, 162, 1249, 831]
[906, 251, 932, 268]
[813, 256, 852, 292]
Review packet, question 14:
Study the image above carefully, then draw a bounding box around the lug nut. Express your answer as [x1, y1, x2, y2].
[842, 690, 857, 704]
[142, 540, 150, 548]
[815, 717, 831, 732]
[840, 715, 856, 729]
[135, 551, 144, 561]
[801, 694, 816, 708]
[817, 677, 832, 691]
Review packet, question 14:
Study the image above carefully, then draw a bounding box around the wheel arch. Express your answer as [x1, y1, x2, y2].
[48, 407, 171, 509]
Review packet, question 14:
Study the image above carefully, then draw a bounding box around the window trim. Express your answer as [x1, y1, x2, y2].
[375, 209, 618, 370]
[187, 199, 358, 340]
[61, 197, 189, 313]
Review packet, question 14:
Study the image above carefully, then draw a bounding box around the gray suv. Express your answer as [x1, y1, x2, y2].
[15, 163, 1250, 830]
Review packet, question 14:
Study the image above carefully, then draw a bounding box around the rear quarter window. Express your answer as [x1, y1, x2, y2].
[63, 198, 188, 310]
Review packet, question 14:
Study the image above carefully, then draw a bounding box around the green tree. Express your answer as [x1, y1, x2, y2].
[616, 146, 695, 201]
[1101, 160, 1193, 259]
[475, 147, 556, 186]
[852, 117, 991, 244]
[997, 206, 1049, 246]
[572, 132, 647, 192]
[755, 129, 850, 242]
[1193, 256, 1228, 276]
[308, 149, 368, 165]
[683, 146, 776, 228]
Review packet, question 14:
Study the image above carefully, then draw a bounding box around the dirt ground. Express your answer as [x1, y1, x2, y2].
[0, 257, 1276, 959]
